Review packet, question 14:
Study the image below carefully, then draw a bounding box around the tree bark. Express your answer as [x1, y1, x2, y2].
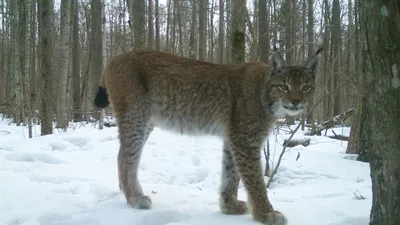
[155, 0, 160, 50]
[56, 0, 71, 129]
[38, 0, 54, 135]
[147, 0, 154, 49]
[71, 0, 81, 122]
[90, 0, 103, 104]
[306, 0, 314, 124]
[331, 0, 341, 115]
[359, 1, 400, 224]
[258, 0, 269, 64]
[217, 0, 224, 63]
[198, 0, 207, 61]
[231, 0, 246, 64]
[189, 0, 197, 59]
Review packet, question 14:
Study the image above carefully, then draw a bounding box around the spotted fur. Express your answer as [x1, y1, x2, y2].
[94, 47, 323, 225]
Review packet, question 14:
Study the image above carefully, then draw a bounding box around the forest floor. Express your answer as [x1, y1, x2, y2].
[0, 116, 371, 225]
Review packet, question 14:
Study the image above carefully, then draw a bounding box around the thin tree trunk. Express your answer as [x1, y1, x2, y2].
[38, 0, 54, 135]
[56, 0, 71, 129]
[258, 0, 269, 63]
[175, 0, 183, 56]
[148, 0, 154, 49]
[231, 0, 246, 64]
[306, 0, 314, 124]
[217, 0, 224, 63]
[71, 0, 81, 122]
[189, 0, 197, 59]
[155, 0, 160, 50]
[198, 0, 206, 61]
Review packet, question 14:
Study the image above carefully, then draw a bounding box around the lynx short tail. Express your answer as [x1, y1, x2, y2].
[94, 86, 110, 108]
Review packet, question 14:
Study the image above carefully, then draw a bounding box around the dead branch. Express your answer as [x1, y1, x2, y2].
[305, 108, 355, 136]
[327, 130, 349, 141]
[266, 121, 302, 188]
[282, 138, 311, 147]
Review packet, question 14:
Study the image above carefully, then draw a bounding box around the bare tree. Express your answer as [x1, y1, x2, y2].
[38, 0, 54, 135]
[258, 0, 269, 63]
[217, 0, 224, 63]
[231, 0, 246, 64]
[148, 0, 154, 49]
[71, 0, 81, 122]
[198, 0, 207, 61]
[359, 1, 400, 224]
[155, 0, 160, 50]
[56, 0, 71, 129]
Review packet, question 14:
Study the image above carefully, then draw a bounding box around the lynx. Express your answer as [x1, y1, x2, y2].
[94, 47, 323, 225]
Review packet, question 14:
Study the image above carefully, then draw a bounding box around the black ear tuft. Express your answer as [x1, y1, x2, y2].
[94, 86, 110, 109]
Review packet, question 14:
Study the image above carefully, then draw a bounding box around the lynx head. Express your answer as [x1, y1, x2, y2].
[269, 47, 323, 117]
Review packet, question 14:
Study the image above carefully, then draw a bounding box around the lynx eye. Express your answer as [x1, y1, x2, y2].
[278, 85, 289, 91]
[302, 84, 312, 92]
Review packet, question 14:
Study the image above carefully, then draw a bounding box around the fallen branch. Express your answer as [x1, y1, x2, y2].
[327, 130, 349, 141]
[282, 138, 311, 147]
[305, 108, 355, 136]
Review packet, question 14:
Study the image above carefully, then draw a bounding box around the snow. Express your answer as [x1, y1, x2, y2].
[0, 116, 372, 225]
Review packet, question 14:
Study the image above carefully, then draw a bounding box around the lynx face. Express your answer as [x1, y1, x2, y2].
[268, 49, 320, 117]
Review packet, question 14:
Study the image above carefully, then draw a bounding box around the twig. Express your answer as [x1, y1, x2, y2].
[266, 120, 303, 188]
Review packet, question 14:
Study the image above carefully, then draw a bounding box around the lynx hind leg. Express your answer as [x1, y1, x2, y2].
[117, 100, 154, 209]
[227, 135, 287, 225]
[219, 141, 249, 215]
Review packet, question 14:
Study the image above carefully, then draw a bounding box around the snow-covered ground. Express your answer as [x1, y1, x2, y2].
[0, 117, 371, 225]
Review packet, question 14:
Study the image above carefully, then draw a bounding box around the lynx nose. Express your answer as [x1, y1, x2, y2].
[291, 100, 301, 106]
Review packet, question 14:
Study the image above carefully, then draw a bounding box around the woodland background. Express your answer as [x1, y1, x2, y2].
[0, 1, 399, 225]
[0, 0, 378, 159]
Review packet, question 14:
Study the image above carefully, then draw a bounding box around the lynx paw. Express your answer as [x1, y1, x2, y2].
[255, 211, 288, 225]
[220, 198, 249, 215]
[128, 195, 152, 209]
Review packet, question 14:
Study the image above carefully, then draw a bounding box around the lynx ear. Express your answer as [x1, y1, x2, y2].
[303, 46, 324, 73]
[271, 46, 286, 76]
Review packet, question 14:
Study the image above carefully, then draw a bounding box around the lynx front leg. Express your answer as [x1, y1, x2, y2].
[117, 103, 153, 209]
[228, 135, 288, 225]
[219, 141, 249, 215]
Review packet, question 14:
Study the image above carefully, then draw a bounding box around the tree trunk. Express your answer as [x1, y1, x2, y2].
[217, 0, 224, 63]
[155, 0, 160, 50]
[284, 0, 295, 125]
[56, 0, 71, 129]
[28, 0, 37, 137]
[306, 0, 314, 124]
[175, 0, 183, 56]
[18, 0, 28, 127]
[148, 0, 154, 49]
[90, 0, 103, 105]
[38, 0, 54, 135]
[127, 0, 145, 48]
[198, 0, 206, 61]
[71, 0, 81, 122]
[231, 0, 246, 64]
[331, 0, 341, 115]
[189, 0, 197, 59]
[258, 0, 269, 63]
[359, 1, 400, 224]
